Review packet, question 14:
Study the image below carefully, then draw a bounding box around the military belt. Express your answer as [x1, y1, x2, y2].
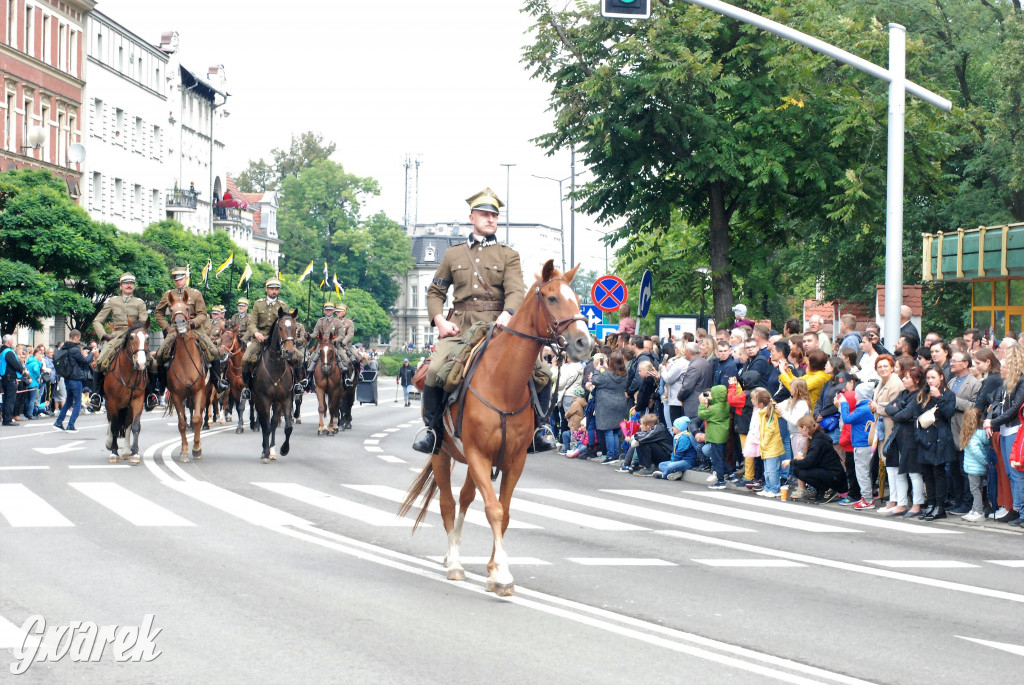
[452, 300, 504, 314]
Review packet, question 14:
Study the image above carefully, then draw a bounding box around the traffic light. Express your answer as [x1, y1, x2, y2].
[601, 0, 652, 20]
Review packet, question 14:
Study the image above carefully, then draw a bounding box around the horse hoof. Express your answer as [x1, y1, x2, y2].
[108, 454, 120, 464]
[261, 456, 270, 464]
[192, 449, 202, 460]
[235, 426, 244, 434]
[225, 416, 233, 423]
[217, 420, 226, 426]
[250, 422, 257, 431]
[178, 455, 191, 463]
[280, 444, 289, 456]
[269, 454, 277, 461]
[343, 422, 352, 430]
[318, 429, 327, 436]
[447, 568, 466, 582]
[129, 455, 140, 465]
[294, 418, 301, 424]
[493, 583, 515, 597]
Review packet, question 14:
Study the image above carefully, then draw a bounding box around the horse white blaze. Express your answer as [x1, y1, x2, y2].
[133, 331, 147, 370]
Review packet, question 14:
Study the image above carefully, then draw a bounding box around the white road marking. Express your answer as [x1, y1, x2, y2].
[383, 428, 400, 433]
[987, 560, 1024, 567]
[427, 556, 550, 565]
[68, 464, 131, 469]
[33, 440, 87, 455]
[693, 559, 807, 568]
[0, 484, 73, 527]
[253, 482, 423, 527]
[568, 558, 675, 566]
[520, 488, 752, 533]
[0, 466, 49, 471]
[866, 560, 979, 569]
[0, 614, 25, 650]
[377, 455, 406, 464]
[363, 446, 383, 453]
[658, 529, 1024, 604]
[690, 490, 959, 534]
[956, 636, 1024, 657]
[370, 433, 388, 438]
[606, 489, 858, 534]
[341, 484, 539, 529]
[363, 439, 380, 445]
[69, 482, 194, 527]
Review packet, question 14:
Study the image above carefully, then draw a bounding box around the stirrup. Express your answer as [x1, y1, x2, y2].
[530, 426, 557, 453]
[292, 383, 304, 396]
[145, 393, 159, 412]
[88, 394, 103, 412]
[240, 388, 251, 401]
[411, 426, 439, 454]
[344, 377, 354, 388]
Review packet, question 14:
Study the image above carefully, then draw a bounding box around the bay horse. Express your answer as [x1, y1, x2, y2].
[400, 260, 593, 596]
[251, 307, 298, 463]
[164, 291, 210, 462]
[102, 322, 149, 464]
[312, 332, 342, 435]
[218, 325, 247, 434]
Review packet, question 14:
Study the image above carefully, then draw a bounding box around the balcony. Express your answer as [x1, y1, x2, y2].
[166, 189, 198, 212]
[213, 206, 243, 223]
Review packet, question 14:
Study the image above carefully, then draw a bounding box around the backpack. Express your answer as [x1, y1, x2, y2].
[0, 347, 8, 377]
[53, 347, 74, 379]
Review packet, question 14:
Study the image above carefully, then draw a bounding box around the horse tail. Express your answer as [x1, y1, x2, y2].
[398, 460, 437, 532]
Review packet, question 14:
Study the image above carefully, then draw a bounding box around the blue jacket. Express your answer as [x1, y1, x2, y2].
[839, 398, 874, 448]
[964, 429, 989, 476]
[671, 416, 699, 462]
[711, 356, 739, 389]
[25, 356, 41, 389]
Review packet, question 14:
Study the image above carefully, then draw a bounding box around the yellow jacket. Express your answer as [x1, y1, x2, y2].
[779, 368, 831, 409]
[758, 405, 785, 459]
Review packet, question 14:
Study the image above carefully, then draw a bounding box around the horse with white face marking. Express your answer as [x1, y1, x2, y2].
[251, 307, 298, 463]
[102, 322, 150, 463]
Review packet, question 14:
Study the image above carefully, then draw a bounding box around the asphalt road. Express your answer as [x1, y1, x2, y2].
[2, 380, 1023, 683]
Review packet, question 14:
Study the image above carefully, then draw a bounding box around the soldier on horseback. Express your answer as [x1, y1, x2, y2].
[229, 297, 250, 332]
[332, 303, 359, 385]
[153, 266, 228, 395]
[209, 305, 228, 339]
[89, 272, 159, 412]
[411, 187, 557, 455]
[241, 278, 304, 400]
[305, 302, 340, 386]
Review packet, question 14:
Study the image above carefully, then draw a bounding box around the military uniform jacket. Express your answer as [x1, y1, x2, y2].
[229, 312, 250, 336]
[154, 287, 209, 334]
[209, 318, 227, 340]
[336, 318, 354, 346]
[311, 316, 341, 342]
[426, 237, 525, 332]
[247, 298, 289, 340]
[92, 295, 149, 339]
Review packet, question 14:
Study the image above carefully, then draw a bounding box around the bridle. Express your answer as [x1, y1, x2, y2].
[495, 276, 587, 353]
[111, 327, 148, 393]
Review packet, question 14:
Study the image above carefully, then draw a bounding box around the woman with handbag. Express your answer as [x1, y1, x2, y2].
[885, 364, 927, 518]
[983, 345, 1024, 525]
[913, 365, 957, 521]
[870, 355, 907, 515]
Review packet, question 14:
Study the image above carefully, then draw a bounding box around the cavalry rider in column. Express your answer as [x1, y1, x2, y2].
[153, 266, 228, 393]
[305, 302, 341, 386]
[241, 277, 304, 400]
[89, 272, 158, 412]
[333, 303, 359, 386]
[230, 297, 250, 333]
[412, 187, 558, 454]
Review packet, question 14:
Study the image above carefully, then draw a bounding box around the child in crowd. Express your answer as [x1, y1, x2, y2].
[654, 416, 700, 480]
[784, 415, 847, 503]
[563, 387, 588, 458]
[838, 381, 876, 510]
[698, 385, 731, 489]
[779, 378, 812, 495]
[631, 413, 673, 476]
[961, 407, 990, 522]
[751, 388, 785, 497]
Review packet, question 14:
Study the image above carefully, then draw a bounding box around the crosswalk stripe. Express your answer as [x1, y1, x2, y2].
[363, 439, 380, 445]
[605, 489, 859, 534]
[519, 488, 753, 533]
[427, 556, 550, 565]
[568, 558, 675, 566]
[340, 484, 540, 529]
[0, 484, 73, 527]
[370, 433, 388, 438]
[987, 560, 1024, 567]
[0, 466, 48, 471]
[363, 446, 383, 453]
[376, 455, 407, 464]
[69, 482, 194, 527]
[252, 483, 425, 527]
[68, 465, 131, 470]
[0, 614, 25, 650]
[693, 559, 807, 568]
[383, 428, 400, 433]
[689, 491, 960, 535]
[866, 560, 979, 569]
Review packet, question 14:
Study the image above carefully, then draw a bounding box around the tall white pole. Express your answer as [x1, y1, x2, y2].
[884, 24, 906, 351]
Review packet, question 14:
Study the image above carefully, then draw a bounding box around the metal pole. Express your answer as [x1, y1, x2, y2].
[532, 174, 570, 271]
[884, 24, 906, 351]
[570, 149, 576, 267]
[501, 163, 515, 244]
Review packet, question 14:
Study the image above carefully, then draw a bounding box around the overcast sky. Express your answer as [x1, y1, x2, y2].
[95, 0, 613, 272]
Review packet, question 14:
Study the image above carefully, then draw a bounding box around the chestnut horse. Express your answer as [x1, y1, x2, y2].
[218, 325, 247, 434]
[164, 292, 210, 462]
[400, 260, 592, 596]
[250, 307, 298, 462]
[102, 321, 149, 464]
[312, 333, 342, 435]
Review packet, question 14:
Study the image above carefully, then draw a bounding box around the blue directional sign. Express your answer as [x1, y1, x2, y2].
[595, 324, 619, 341]
[580, 305, 604, 331]
[638, 269, 654, 319]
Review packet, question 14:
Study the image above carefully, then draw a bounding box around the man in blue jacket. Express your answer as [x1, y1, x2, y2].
[54, 330, 94, 432]
[1, 335, 25, 427]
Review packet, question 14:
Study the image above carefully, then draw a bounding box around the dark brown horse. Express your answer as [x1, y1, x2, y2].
[164, 291, 211, 462]
[217, 325, 247, 434]
[400, 260, 592, 596]
[312, 332, 342, 435]
[251, 307, 298, 462]
[102, 322, 149, 464]
[338, 357, 359, 430]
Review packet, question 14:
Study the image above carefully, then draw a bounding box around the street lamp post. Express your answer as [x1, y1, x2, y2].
[531, 174, 570, 271]
[696, 266, 711, 330]
[500, 163, 516, 244]
[585, 227, 613, 272]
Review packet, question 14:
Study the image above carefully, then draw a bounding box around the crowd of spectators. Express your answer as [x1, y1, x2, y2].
[549, 304, 1024, 527]
[1, 332, 98, 431]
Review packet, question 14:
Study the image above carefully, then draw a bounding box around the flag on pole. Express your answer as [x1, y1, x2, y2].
[297, 259, 314, 283]
[185, 263, 191, 282]
[276, 269, 282, 282]
[332, 274, 344, 300]
[201, 259, 212, 285]
[237, 262, 253, 290]
[216, 253, 234, 277]
[319, 261, 328, 290]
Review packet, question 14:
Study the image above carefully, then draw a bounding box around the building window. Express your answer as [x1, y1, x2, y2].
[58, 22, 66, 71]
[971, 279, 1024, 339]
[115, 108, 123, 142]
[114, 178, 123, 212]
[39, 104, 48, 159]
[91, 172, 101, 209]
[5, 93, 13, 152]
[410, 285, 419, 309]
[133, 184, 142, 218]
[6, 0, 15, 46]
[56, 111, 64, 166]
[95, 31, 102, 58]
[134, 116, 142, 151]
[152, 189, 159, 215]
[24, 6, 32, 57]
[22, 94, 32, 154]
[424, 245, 435, 262]
[118, 45, 123, 72]
[152, 124, 161, 158]
[70, 30, 78, 76]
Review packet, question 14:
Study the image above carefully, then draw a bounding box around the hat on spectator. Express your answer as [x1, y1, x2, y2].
[403, 358, 409, 362]
[673, 416, 690, 432]
[574, 386, 586, 397]
[119, 272, 136, 284]
[237, 298, 249, 306]
[732, 304, 747, 318]
[855, 382, 875, 403]
[833, 371, 853, 386]
[466, 187, 504, 214]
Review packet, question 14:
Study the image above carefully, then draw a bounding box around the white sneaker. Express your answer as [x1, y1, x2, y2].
[705, 473, 719, 484]
[962, 510, 983, 523]
[758, 490, 780, 498]
[994, 507, 1010, 521]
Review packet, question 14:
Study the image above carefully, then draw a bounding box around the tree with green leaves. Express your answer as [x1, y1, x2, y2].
[235, 131, 337, 193]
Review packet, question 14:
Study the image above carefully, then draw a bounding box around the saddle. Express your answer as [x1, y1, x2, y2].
[438, 322, 492, 394]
